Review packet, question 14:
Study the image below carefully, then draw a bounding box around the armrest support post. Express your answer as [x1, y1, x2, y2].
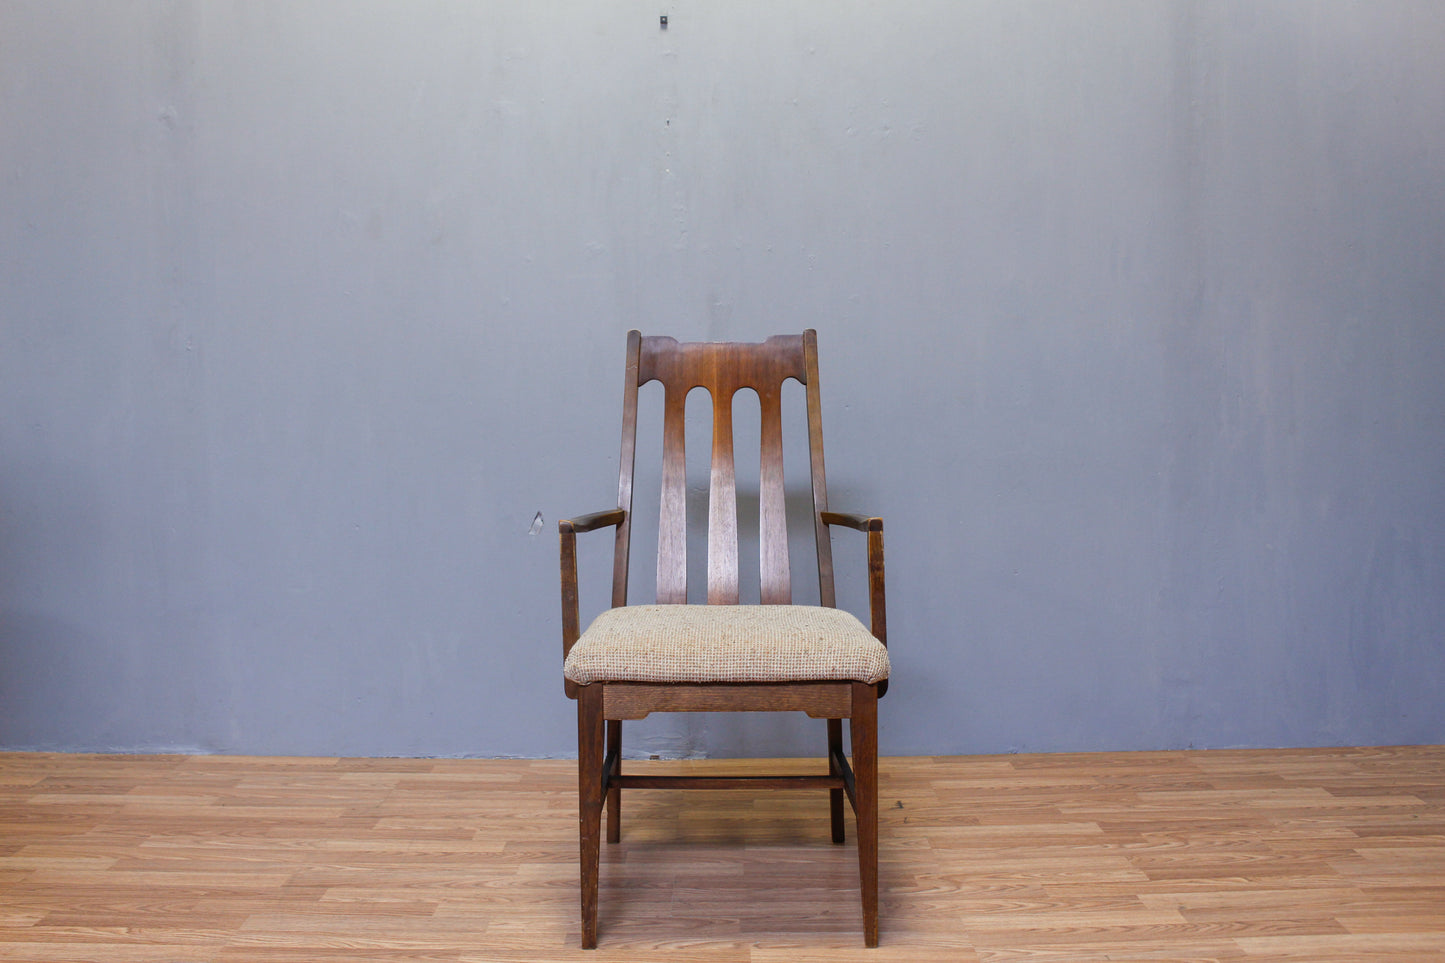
[559, 510, 627, 698]
[866, 526, 886, 647]
[560, 524, 582, 658]
[819, 511, 887, 646]
[821, 511, 888, 698]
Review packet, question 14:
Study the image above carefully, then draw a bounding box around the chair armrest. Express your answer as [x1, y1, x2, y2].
[560, 508, 626, 534]
[820, 511, 883, 533]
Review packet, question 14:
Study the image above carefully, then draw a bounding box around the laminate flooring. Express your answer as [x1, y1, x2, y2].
[2, 746, 1443, 961]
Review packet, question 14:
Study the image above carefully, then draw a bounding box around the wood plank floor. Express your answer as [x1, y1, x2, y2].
[1, 747, 1443, 961]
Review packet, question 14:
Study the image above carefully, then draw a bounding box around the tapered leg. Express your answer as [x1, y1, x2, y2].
[851, 683, 880, 947]
[606, 719, 622, 843]
[827, 718, 846, 843]
[578, 685, 605, 949]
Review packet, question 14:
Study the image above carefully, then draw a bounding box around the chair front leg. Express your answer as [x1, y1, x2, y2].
[851, 682, 880, 947]
[578, 685, 606, 948]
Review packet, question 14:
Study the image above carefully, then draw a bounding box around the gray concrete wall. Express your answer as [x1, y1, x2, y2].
[2, 1, 1442, 757]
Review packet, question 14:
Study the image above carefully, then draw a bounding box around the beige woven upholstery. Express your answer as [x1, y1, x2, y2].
[563, 604, 890, 686]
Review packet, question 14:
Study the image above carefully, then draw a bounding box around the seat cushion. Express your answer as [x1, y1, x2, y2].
[562, 604, 890, 685]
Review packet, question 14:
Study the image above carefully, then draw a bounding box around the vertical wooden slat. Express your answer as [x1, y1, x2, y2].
[707, 387, 739, 604]
[656, 382, 689, 603]
[758, 383, 791, 604]
[612, 330, 642, 609]
[638, 332, 808, 607]
[803, 330, 837, 608]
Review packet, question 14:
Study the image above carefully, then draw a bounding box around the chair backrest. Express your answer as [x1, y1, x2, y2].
[607, 330, 841, 609]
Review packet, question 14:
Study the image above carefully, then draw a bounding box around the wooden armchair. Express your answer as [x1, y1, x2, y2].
[558, 330, 889, 947]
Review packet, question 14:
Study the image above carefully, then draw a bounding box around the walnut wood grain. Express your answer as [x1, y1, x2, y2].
[758, 383, 791, 604]
[611, 774, 847, 791]
[819, 511, 882, 532]
[656, 383, 689, 604]
[577, 685, 605, 949]
[560, 508, 626, 534]
[706, 390, 739, 604]
[635, 333, 809, 606]
[612, 329, 642, 608]
[851, 682, 880, 947]
[557, 331, 889, 947]
[600, 682, 853, 721]
[557, 509, 624, 687]
[823, 512, 889, 696]
[803, 330, 837, 610]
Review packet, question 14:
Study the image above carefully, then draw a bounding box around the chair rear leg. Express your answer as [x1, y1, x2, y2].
[851, 683, 880, 947]
[827, 718, 845, 843]
[578, 686, 605, 948]
[606, 719, 622, 843]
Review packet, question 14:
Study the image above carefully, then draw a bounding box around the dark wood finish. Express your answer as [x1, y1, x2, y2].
[634, 333, 812, 606]
[823, 511, 889, 698]
[577, 685, 605, 949]
[560, 523, 580, 655]
[706, 383, 739, 603]
[562, 508, 628, 534]
[612, 330, 642, 609]
[559, 511, 625, 662]
[758, 383, 790, 604]
[612, 774, 847, 791]
[803, 330, 838, 610]
[603, 681, 853, 720]
[866, 527, 886, 645]
[558, 331, 889, 948]
[851, 682, 880, 947]
[656, 377, 689, 604]
[559, 509, 626, 700]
